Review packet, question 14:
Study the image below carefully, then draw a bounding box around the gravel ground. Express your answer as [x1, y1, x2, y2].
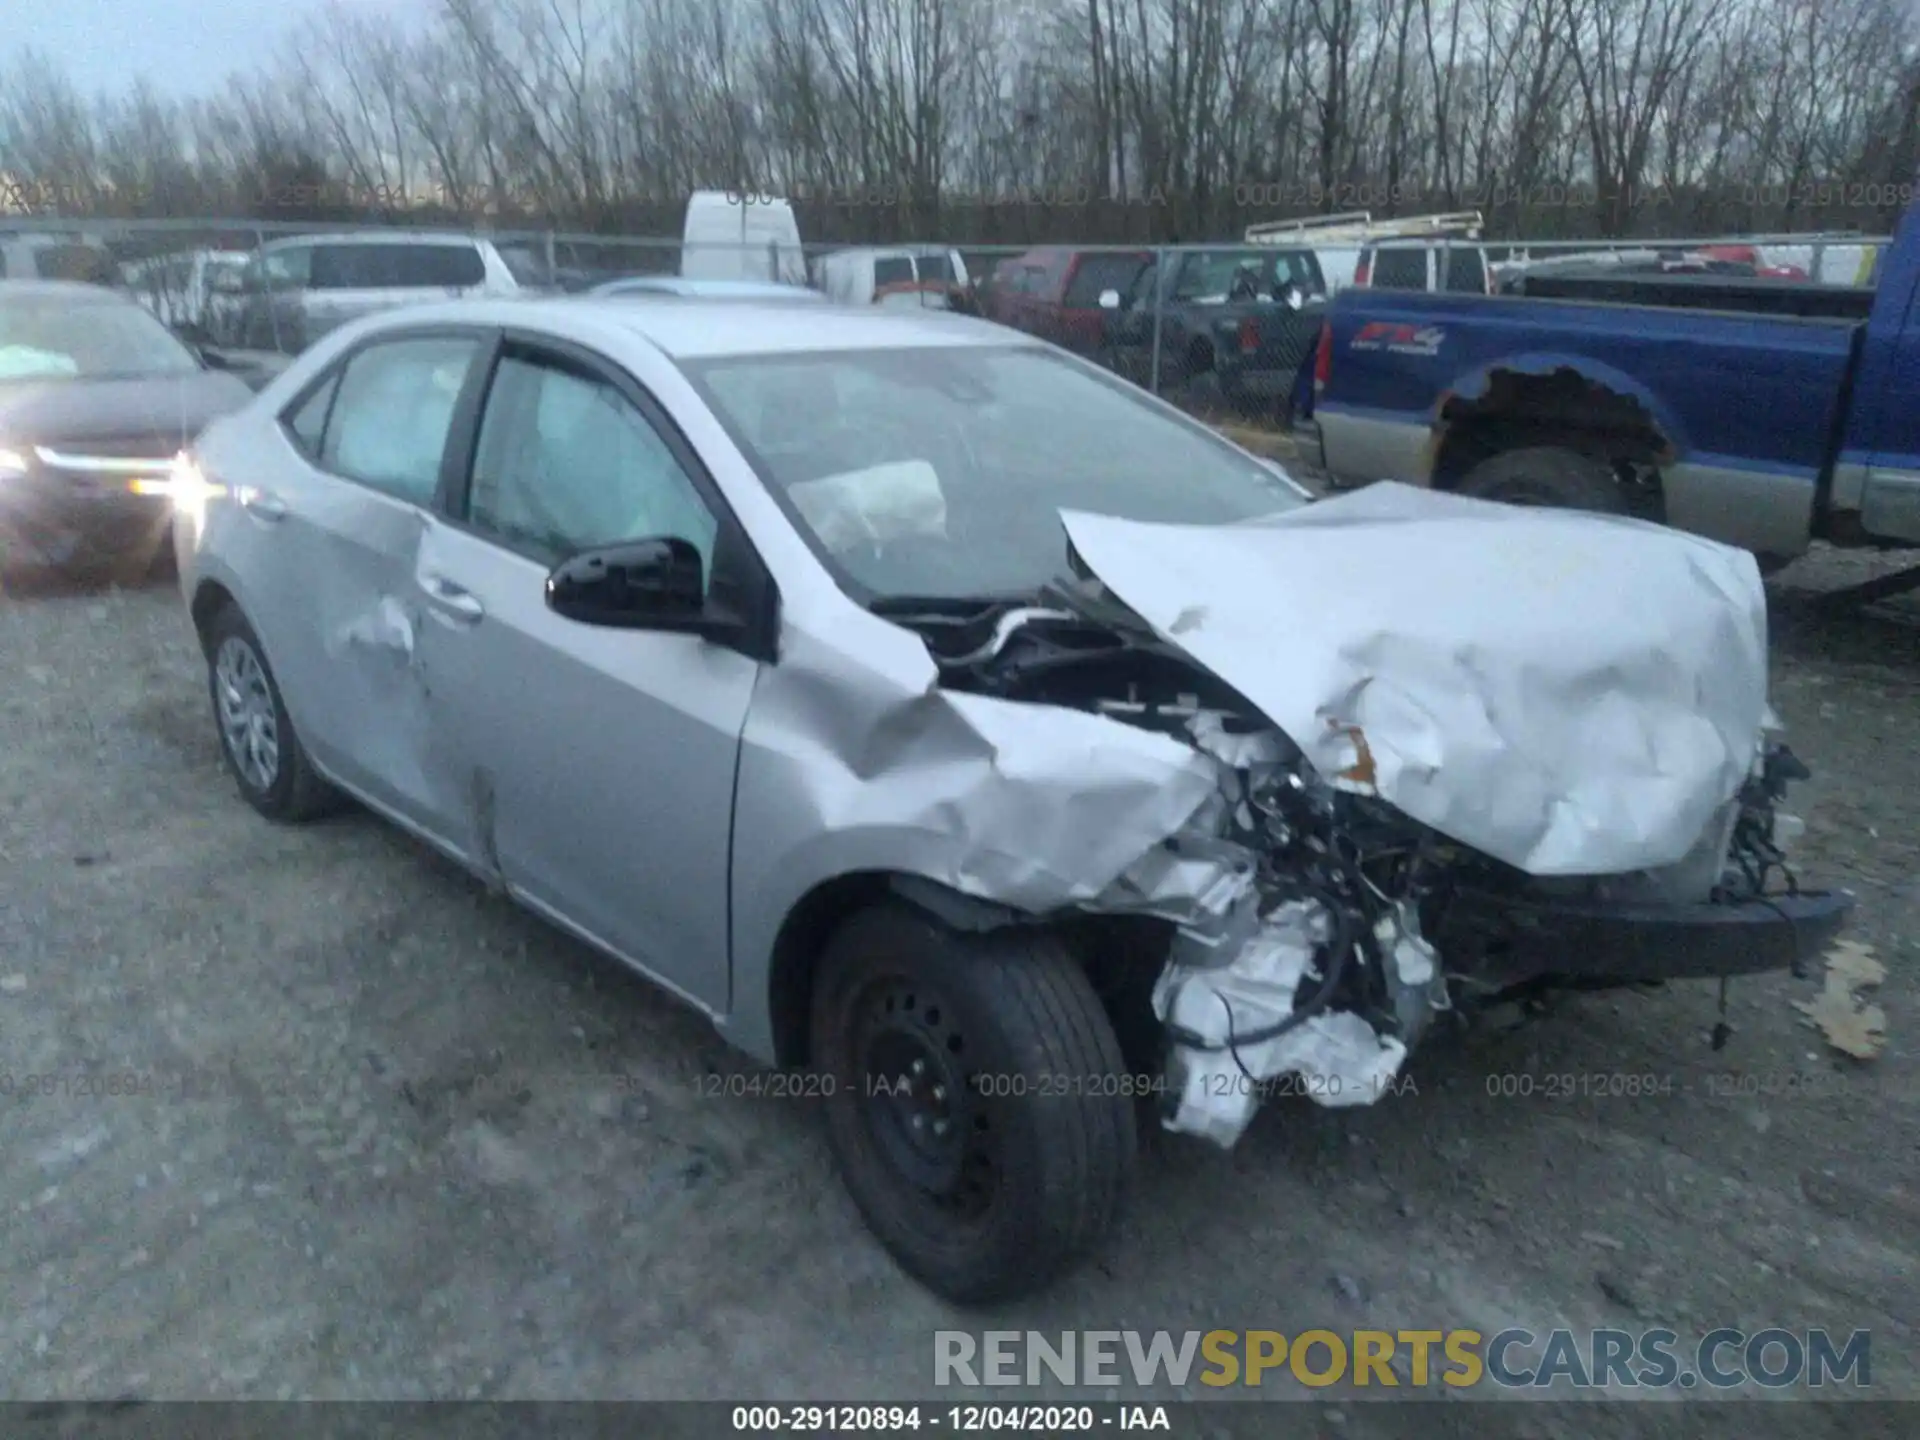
[1, 528, 1914, 1437]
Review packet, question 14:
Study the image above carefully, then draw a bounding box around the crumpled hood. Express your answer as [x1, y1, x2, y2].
[1060, 482, 1770, 877]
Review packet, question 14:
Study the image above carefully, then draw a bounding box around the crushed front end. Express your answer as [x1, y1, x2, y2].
[891, 572, 1851, 1151]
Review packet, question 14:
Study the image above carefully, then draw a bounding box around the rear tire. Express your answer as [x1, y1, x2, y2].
[204, 604, 343, 823]
[1456, 445, 1624, 514]
[811, 903, 1138, 1304]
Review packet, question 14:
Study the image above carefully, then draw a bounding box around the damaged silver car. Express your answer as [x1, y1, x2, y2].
[169, 298, 1852, 1303]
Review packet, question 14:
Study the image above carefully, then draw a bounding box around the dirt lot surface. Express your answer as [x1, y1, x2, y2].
[1, 517, 1914, 1436]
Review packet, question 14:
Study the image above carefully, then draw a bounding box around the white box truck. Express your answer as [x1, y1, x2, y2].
[681, 192, 806, 284]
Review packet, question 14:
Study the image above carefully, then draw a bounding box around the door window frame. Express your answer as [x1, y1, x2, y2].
[439, 328, 781, 664]
[274, 323, 494, 508]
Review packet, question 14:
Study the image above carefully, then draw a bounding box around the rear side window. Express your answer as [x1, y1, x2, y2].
[1368, 248, 1429, 290]
[310, 244, 486, 290]
[916, 252, 956, 283]
[316, 335, 481, 503]
[283, 372, 340, 457]
[1443, 247, 1488, 293]
[873, 257, 915, 287]
[1064, 253, 1151, 306]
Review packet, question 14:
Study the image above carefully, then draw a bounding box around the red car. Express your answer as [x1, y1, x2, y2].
[981, 247, 1153, 354]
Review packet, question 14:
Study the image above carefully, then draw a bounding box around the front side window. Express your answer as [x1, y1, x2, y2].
[465, 353, 719, 579]
[1173, 250, 1322, 302]
[317, 336, 479, 503]
[283, 371, 340, 457]
[310, 243, 487, 290]
[686, 345, 1302, 602]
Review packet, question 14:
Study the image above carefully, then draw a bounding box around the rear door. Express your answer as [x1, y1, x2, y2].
[239, 328, 491, 847]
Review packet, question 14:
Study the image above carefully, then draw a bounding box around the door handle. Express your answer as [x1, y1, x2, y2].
[420, 572, 485, 622]
[237, 488, 286, 521]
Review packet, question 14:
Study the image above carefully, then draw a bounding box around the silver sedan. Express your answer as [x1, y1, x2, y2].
[169, 297, 1845, 1302]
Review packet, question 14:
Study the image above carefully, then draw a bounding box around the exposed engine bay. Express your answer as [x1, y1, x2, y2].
[874, 570, 1830, 1148]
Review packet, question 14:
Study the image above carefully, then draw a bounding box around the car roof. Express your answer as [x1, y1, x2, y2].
[0, 279, 133, 303]
[593, 278, 824, 299]
[350, 296, 1036, 359]
[260, 232, 484, 251]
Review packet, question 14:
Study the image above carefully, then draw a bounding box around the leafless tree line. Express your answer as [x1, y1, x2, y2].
[3, 0, 1917, 242]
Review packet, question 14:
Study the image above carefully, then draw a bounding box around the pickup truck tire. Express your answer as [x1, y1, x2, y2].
[811, 902, 1137, 1304]
[1456, 446, 1624, 514]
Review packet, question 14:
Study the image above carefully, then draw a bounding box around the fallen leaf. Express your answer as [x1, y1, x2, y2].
[1794, 940, 1889, 1060]
[1823, 938, 1886, 990]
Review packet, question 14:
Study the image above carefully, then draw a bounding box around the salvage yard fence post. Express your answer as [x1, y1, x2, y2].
[1149, 245, 1166, 395]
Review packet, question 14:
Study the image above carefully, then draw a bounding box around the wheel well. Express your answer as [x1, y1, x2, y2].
[767, 872, 894, 1068]
[1430, 367, 1673, 492]
[189, 579, 238, 655]
[766, 872, 1174, 1074]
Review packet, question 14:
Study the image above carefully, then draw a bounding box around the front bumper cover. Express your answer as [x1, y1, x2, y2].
[1434, 886, 1855, 987]
[0, 477, 173, 569]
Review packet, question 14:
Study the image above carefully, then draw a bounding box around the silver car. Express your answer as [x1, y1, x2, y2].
[588, 277, 830, 302]
[170, 298, 1847, 1302]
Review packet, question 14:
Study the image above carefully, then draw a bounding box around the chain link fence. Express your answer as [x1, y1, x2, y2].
[1, 216, 1890, 427]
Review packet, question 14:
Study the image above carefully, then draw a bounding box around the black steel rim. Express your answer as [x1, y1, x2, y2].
[853, 979, 996, 1218]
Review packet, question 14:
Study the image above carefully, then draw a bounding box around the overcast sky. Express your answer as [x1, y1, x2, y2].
[8, 0, 432, 101]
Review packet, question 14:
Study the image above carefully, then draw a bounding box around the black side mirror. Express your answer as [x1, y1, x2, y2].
[546, 536, 711, 630]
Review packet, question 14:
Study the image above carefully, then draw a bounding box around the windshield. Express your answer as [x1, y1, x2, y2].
[684, 345, 1304, 600]
[0, 295, 201, 382]
[1176, 249, 1324, 301]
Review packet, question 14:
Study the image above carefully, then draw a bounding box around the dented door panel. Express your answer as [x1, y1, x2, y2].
[411, 520, 755, 1013]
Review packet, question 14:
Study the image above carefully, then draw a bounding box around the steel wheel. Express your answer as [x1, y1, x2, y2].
[214, 634, 280, 793]
[812, 903, 1137, 1303]
[854, 978, 996, 1219]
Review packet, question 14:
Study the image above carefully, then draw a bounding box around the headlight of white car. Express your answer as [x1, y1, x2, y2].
[0, 445, 28, 478]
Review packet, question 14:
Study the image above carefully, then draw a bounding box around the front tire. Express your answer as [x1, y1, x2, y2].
[204, 604, 342, 822]
[1456, 445, 1625, 513]
[812, 903, 1138, 1304]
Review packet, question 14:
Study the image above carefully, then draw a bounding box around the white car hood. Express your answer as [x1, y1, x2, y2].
[1060, 482, 1770, 877]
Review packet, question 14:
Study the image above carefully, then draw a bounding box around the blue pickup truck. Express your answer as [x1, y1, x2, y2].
[1304, 199, 1919, 580]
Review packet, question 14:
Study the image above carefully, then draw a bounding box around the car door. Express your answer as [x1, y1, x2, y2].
[408, 333, 760, 1012]
[241, 329, 491, 849]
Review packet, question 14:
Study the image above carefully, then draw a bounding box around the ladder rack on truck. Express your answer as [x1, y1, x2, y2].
[1245, 211, 1485, 246]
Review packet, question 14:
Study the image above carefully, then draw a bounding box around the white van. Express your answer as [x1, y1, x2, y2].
[681, 192, 806, 284]
[815, 246, 970, 309]
[1246, 210, 1487, 294]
